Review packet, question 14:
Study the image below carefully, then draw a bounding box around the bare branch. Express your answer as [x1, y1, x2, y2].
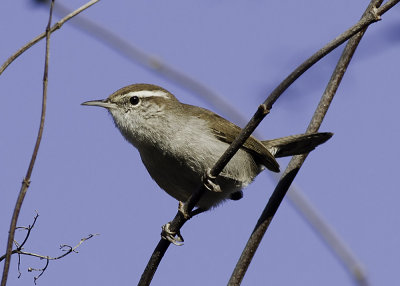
[16, 253, 22, 279]
[1, 1, 55, 285]
[17, 234, 98, 261]
[30, 258, 49, 285]
[139, 1, 399, 285]
[1, 1, 99, 285]
[0, 0, 99, 76]
[228, 1, 384, 285]
[0, 213, 97, 283]
[20, 234, 98, 284]
[15, 211, 39, 250]
[1, 213, 39, 263]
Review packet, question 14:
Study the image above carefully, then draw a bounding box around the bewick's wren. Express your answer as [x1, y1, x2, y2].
[82, 84, 332, 211]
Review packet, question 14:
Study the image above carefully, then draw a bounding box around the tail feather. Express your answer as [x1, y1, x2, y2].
[262, 132, 333, 158]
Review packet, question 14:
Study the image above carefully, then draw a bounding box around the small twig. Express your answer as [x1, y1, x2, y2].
[228, 1, 383, 285]
[1, 212, 39, 263]
[138, 1, 399, 285]
[17, 253, 22, 279]
[0, 0, 99, 76]
[16, 211, 39, 250]
[1, 1, 55, 285]
[16, 234, 98, 261]
[12, 211, 40, 278]
[22, 234, 98, 284]
[30, 258, 49, 285]
[4, 232, 97, 284]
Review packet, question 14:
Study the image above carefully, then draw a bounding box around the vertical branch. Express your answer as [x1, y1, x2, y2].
[228, 1, 383, 285]
[1, 1, 55, 285]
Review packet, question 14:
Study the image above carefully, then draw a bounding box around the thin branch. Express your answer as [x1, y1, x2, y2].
[1, 1, 55, 285]
[1, 1, 99, 285]
[23, 234, 97, 284]
[15, 211, 39, 250]
[0, 231, 98, 264]
[210, 88, 369, 282]
[0, 212, 97, 283]
[139, 1, 399, 285]
[30, 258, 48, 285]
[228, 0, 384, 285]
[0, 0, 99, 76]
[18, 234, 98, 261]
[16, 253, 22, 279]
[1, 213, 39, 263]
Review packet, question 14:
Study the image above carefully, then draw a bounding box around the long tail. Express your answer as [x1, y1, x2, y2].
[262, 132, 333, 158]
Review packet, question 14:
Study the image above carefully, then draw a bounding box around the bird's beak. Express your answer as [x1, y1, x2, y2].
[81, 99, 116, 109]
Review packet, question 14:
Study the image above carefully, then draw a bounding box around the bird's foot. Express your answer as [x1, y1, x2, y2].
[204, 168, 221, 192]
[161, 222, 184, 246]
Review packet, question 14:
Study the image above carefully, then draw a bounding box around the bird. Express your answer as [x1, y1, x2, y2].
[82, 84, 332, 214]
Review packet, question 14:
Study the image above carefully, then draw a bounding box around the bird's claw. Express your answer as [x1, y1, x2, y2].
[161, 222, 184, 246]
[204, 168, 221, 192]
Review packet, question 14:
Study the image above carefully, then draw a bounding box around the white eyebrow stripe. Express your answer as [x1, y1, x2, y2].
[125, 90, 169, 99]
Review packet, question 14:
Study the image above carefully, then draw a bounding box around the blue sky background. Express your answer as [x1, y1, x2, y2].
[1, 1, 399, 285]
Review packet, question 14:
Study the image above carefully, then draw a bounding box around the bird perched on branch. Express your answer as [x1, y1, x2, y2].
[83, 84, 332, 213]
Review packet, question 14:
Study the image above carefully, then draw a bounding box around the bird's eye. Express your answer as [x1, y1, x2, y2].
[129, 96, 140, 105]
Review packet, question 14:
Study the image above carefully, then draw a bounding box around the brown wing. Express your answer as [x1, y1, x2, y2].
[186, 104, 280, 172]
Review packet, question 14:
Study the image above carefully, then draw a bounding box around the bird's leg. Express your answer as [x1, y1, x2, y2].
[161, 203, 207, 246]
[163, 169, 217, 245]
[177, 168, 220, 219]
[178, 201, 206, 219]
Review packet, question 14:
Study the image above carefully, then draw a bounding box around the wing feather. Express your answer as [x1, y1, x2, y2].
[184, 104, 280, 172]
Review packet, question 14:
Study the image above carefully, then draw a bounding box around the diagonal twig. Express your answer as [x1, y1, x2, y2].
[0, 0, 99, 76]
[228, 1, 384, 285]
[14, 211, 39, 251]
[138, 1, 399, 285]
